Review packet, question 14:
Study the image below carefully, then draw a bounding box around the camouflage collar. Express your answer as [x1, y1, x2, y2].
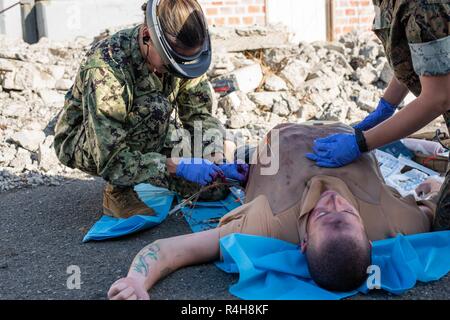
[130, 25, 148, 73]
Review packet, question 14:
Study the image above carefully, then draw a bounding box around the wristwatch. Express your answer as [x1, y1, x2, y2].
[355, 129, 369, 153]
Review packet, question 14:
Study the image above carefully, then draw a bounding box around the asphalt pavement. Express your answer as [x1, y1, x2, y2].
[0, 177, 448, 300]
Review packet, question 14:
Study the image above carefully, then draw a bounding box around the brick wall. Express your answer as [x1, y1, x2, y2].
[332, 0, 375, 39]
[199, 0, 266, 27]
[198, 0, 376, 39]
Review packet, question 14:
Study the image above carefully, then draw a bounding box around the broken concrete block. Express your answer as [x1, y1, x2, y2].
[348, 103, 369, 124]
[298, 104, 320, 121]
[38, 89, 65, 106]
[280, 59, 311, 90]
[2, 62, 57, 91]
[212, 25, 291, 53]
[213, 64, 263, 94]
[248, 92, 287, 111]
[38, 135, 60, 172]
[272, 100, 290, 117]
[48, 65, 66, 81]
[227, 112, 257, 129]
[10, 130, 46, 152]
[8, 147, 33, 171]
[0, 145, 17, 166]
[318, 101, 350, 122]
[55, 79, 73, 91]
[218, 91, 256, 117]
[359, 42, 380, 61]
[379, 62, 394, 84]
[356, 89, 377, 112]
[264, 74, 288, 92]
[1, 102, 29, 119]
[285, 95, 301, 113]
[304, 75, 341, 91]
[356, 64, 379, 85]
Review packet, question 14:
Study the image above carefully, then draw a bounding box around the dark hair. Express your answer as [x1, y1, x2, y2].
[141, 0, 207, 51]
[306, 233, 372, 292]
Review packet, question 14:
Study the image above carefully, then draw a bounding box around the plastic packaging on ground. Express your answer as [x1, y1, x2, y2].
[402, 138, 448, 157]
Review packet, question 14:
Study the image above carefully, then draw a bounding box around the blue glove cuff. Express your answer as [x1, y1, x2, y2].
[379, 97, 397, 112]
[175, 160, 185, 177]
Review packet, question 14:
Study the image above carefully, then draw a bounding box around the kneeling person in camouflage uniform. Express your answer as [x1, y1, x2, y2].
[54, 0, 246, 218]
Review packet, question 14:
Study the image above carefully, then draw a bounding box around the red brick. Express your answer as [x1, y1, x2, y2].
[228, 16, 241, 25]
[220, 6, 234, 15]
[214, 17, 225, 26]
[343, 26, 355, 33]
[243, 16, 254, 25]
[360, 16, 373, 23]
[206, 8, 218, 16]
[248, 5, 261, 13]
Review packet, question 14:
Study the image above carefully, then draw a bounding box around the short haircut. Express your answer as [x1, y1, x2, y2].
[306, 233, 372, 292]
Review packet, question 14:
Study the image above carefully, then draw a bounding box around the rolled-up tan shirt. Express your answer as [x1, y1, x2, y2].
[219, 123, 434, 244]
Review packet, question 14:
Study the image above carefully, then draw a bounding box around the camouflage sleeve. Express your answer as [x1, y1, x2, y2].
[405, 0, 450, 76]
[53, 70, 84, 168]
[176, 74, 227, 155]
[83, 68, 167, 187]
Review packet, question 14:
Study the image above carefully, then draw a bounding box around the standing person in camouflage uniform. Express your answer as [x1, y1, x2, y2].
[54, 0, 247, 219]
[306, 0, 450, 230]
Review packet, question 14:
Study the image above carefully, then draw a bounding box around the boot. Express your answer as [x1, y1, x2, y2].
[433, 172, 450, 231]
[103, 183, 155, 219]
[434, 201, 450, 231]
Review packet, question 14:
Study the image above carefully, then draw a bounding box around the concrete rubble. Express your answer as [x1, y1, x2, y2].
[0, 26, 434, 192]
[0, 35, 94, 192]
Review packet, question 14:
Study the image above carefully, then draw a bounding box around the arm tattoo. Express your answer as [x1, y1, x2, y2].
[133, 256, 149, 276]
[132, 243, 161, 277]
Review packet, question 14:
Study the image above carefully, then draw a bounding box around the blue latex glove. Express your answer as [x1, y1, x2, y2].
[176, 158, 223, 186]
[306, 133, 361, 168]
[218, 163, 250, 183]
[353, 98, 397, 132]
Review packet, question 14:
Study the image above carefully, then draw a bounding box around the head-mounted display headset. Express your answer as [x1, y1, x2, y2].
[145, 0, 212, 79]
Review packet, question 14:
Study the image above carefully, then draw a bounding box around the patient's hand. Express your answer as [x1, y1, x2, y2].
[415, 177, 443, 199]
[108, 276, 150, 300]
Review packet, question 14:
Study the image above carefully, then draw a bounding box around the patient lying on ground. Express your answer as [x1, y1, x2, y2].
[107, 123, 442, 300]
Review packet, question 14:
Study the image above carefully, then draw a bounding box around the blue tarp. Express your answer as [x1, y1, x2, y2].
[82, 184, 175, 242]
[179, 189, 243, 233]
[216, 231, 450, 300]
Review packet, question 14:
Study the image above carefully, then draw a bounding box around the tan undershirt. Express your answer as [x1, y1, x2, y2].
[218, 123, 434, 245]
[219, 175, 433, 244]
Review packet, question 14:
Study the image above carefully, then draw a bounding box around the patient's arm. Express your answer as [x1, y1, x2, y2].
[107, 228, 221, 300]
[415, 177, 443, 200]
[416, 177, 444, 222]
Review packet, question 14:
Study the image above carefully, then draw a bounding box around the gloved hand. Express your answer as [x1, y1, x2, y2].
[353, 98, 397, 132]
[306, 133, 361, 168]
[176, 158, 223, 186]
[218, 163, 250, 183]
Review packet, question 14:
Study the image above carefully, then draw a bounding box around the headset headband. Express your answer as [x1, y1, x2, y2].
[145, 0, 212, 79]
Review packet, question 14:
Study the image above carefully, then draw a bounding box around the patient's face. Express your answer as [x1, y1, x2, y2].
[302, 190, 366, 251]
